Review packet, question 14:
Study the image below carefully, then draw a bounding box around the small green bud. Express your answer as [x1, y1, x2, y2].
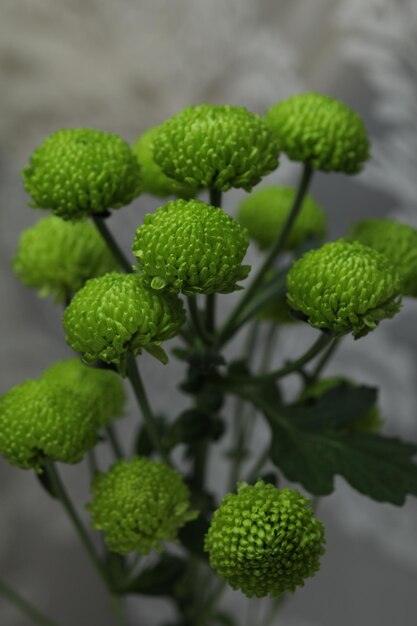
[204, 481, 325, 598]
[87, 456, 198, 554]
[132, 126, 197, 198]
[153, 104, 279, 191]
[300, 377, 382, 433]
[265, 93, 370, 174]
[13, 216, 119, 302]
[237, 185, 327, 250]
[22, 129, 141, 220]
[286, 240, 401, 338]
[350, 219, 417, 297]
[0, 379, 97, 471]
[43, 359, 125, 428]
[63, 273, 185, 368]
[132, 199, 250, 295]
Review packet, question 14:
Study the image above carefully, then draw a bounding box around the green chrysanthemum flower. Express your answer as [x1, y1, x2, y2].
[87, 456, 198, 554]
[0, 379, 97, 471]
[349, 219, 417, 297]
[132, 199, 250, 295]
[133, 126, 197, 198]
[63, 273, 185, 368]
[13, 216, 119, 302]
[43, 359, 125, 428]
[22, 129, 142, 220]
[237, 186, 327, 250]
[153, 104, 279, 192]
[300, 377, 382, 434]
[265, 93, 370, 174]
[204, 481, 325, 598]
[286, 240, 401, 338]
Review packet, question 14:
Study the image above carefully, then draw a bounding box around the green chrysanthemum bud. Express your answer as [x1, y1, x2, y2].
[286, 240, 401, 338]
[153, 104, 279, 192]
[300, 377, 382, 434]
[87, 456, 197, 554]
[133, 126, 197, 199]
[63, 273, 185, 368]
[43, 359, 125, 428]
[13, 216, 119, 302]
[237, 186, 327, 251]
[0, 379, 97, 471]
[204, 481, 325, 598]
[22, 129, 141, 220]
[132, 199, 250, 295]
[265, 93, 370, 174]
[349, 219, 417, 297]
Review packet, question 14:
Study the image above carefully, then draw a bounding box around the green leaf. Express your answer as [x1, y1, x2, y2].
[167, 409, 225, 449]
[240, 384, 417, 504]
[122, 554, 187, 595]
[144, 343, 169, 365]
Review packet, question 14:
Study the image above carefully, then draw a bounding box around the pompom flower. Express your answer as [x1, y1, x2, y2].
[286, 240, 401, 338]
[152, 104, 279, 192]
[132, 199, 250, 295]
[13, 216, 119, 302]
[0, 379, 97, 471]
[265, 93, 370, 174]
[87, 456, 197, 554]
[300, 377, 382, 434]
[237, 186, 327, 250]
[204, 481, 325, 598]
[43, 359, 125, 428]
[22, 128, 142, 220]
[63, 273, 185, 368]
[132, 126, 197, 198]
[350, 219, 417, 297]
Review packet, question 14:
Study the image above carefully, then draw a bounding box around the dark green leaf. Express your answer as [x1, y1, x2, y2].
[122, 554, 187, 595]
[167, 409, 225, 448]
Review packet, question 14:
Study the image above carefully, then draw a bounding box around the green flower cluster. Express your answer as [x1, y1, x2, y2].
[13, 216, 119, 302]
[22, 129, 141, 220]
[205, 481, 325, 598]
[87, 456, 197, 554]
[133, 126, 197, 198]
[132, 199, 250, 295]
[43, 359, 125, 428]
[0, 379, 97, 471]
[63, 273, 185, 368]
[153, 104, 279, 191]
[350, 219, 417, 297]
[237, 185, 327, 250]
[265, 93, 370, 173]
[286, 240, 401, 338]
[300, 377, 382, 434]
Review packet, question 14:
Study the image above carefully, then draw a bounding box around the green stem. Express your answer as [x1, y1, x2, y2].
[205, 189, 222, 334]
[187, 297, 213, 346]
[309, 336, 341, 383]
[91, 215, 133, 273]
[0, 579, 60, 626]
[44, 464, 109, 588]
[110, 594, 129, 626]
[259, 324, 279, 374]
[218, 163, 313, 346]
[126, 353, 169, 463]
[106, 423, 124, 460]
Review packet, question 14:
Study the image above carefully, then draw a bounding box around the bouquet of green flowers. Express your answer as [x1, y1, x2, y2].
[2, 93, 417, 626]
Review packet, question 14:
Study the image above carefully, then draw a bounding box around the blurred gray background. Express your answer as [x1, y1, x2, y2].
[1, 0, 417, 625]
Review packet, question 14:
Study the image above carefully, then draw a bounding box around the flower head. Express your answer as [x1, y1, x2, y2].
[286, 240, 401, 338]
[265, 93, 370, 174]
[350, 219, 417, 297]
[87, 456, 197, 554]
[63, 273, 185, 371]
[204, 481, 325, 598]
[22, 129, 141, 219]
[0, 379, 97, 471]
[132, 199, 250, 295]
[237, 186, 326, 250]
[132, 126, 197, 198]
[63, 273, 185, 368]
[13, 216, 119, 302]
[153, 104, 279, 191]
[43, 359, 125, 428]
